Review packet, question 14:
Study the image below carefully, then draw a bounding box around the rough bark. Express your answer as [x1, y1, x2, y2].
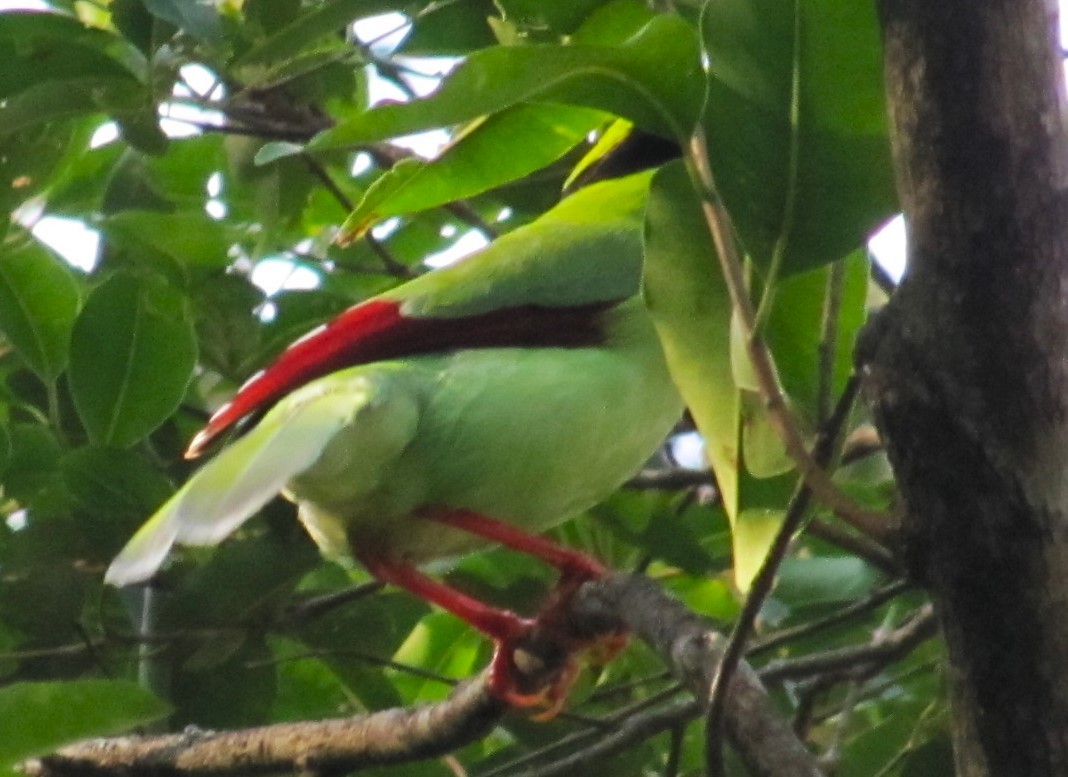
[861, 0, 1068, 773]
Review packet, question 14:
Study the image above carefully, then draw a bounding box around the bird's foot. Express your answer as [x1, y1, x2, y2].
[485, 573, 629, 719]
[489, 634, 579, 718]
[362, 515, 629, 716]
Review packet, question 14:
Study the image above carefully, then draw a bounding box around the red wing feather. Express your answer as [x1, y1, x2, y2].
[186, 297, 619, 459]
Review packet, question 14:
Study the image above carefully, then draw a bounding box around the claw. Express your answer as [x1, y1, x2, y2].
[487, 639, 580, 720]
[362, 514, 630, 718]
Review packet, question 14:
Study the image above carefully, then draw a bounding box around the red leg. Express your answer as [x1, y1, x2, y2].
[355, 550, 556, 706]
[421, 508, 607, 581]
[420, 509, 629, 709]
[360, 513, 624, 714]
[356, 551, 531, 642]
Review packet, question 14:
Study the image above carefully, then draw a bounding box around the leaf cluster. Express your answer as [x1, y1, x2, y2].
[0, 0, 943, 774]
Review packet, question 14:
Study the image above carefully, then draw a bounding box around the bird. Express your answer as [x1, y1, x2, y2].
[105, 171, 684, 708]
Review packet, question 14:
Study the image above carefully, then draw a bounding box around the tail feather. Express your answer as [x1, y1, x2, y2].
[105, 387, 367, 586]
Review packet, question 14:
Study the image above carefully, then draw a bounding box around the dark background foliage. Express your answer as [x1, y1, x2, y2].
[0, 1, 951, 774]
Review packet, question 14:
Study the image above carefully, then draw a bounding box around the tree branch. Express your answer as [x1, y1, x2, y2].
[569, 574, 825, 777]
[29, 574, 823, 777]
[30, 678, 505, 777]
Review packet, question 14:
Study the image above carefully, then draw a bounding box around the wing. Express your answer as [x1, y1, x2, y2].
[186, 300, 617, 458]
[185, 174, 652, 458]
[106, 376, 400, 586]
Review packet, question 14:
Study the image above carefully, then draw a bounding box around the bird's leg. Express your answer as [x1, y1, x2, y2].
[354, 551, 563, 707]
[420, 509, 629, 711]
[423, 509, 607, 583]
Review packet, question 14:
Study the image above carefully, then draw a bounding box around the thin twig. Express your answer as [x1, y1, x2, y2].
[746, 580, 912, 658]
[245, 648, 459, 687]
[520, 701, 701, 777]
[759, 605, 937, 684]
[704, 377, 861, 777]
[475, 684, 685, 777]
[805, 519, 900, 576]
[626, 468, 715, 490]
[816, 261, 846, 426]
[302, 153, 355, 211]
[283, 581, 385, 625]
[664, 723, 687, 777]
[361, 145, 500, 240]
[572, 574, 825, 777]
[685, 131, 895, 544]
[366, 234, 417, 278]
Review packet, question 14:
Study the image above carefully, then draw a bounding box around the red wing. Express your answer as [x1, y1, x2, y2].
[186, 297, 618, 458]
[187, 300, 406, 458]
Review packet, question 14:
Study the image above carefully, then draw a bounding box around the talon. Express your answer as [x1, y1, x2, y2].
[488, 641, 580, 718]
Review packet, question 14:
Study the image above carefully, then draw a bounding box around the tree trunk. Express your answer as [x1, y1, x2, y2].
[861, 0, 1068, 773]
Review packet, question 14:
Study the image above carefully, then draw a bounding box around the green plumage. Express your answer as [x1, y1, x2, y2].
[106, 175, 683, 586]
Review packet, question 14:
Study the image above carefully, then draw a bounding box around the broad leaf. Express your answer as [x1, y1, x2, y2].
[732, 508, 784, 591]
[69, 273, 197, 447]
[102, 211, 234, 273]
[740, 252, 869, 477]
[0, 12, 146, 95]
[236, 0, 397, 67]
[337, 103, 605, 241]
[61, 446, 174, 520]
[142, 0, 223, 45]
[702, 0, 896, 273]
[0, 239, 81, 382]
[643, 161, 738, 515]
[0, 78, 145, 135]
[311, 15, 703, 150]
[0, 680, 168, 769]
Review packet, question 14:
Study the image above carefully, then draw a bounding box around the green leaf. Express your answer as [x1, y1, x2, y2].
[0, 424, 61, 506]
[400, 0, 496, 55]
[0, 12, 146, 95]
[269, 637, 355, 722]
[765, 251, 869, 411]
[236, 0, 396, 67]
[111, 0, 156, 54]
[102, 211, 234, 272]
[900, 738, 955, 777]
[0, 77, 145, 135]
[69, 273, 197, 447]
[563, 116, 633, 190]
[643, 162, 808, 590]
[569, 0, 656, 45]
[61, 446, 174, 520]
[296, 584, 428, 710]
[311, 15, 703, 150]
[0, 679, 168, 769]
[338, 103, 605, 241]
[0, 420, 10, 478]
[497, 0, 633, 38]
[0, 239, 81, 382]
[775, 556, 877, 609]
[702, 0, 896, 273]
[171, 636, 277, 728]
[142, 0, 223, 45]
[254, 141, 305, 165]
[731, 508, 784, 592]
[643, 161, 738, 516]
[739, 253, 869, 478]
[0, 125, 83, 218]
[740, 391, 796, 478]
